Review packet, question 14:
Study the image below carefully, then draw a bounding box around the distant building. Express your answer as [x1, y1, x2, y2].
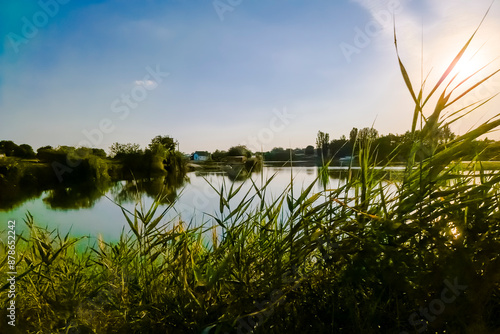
[192, 151, 210, 161]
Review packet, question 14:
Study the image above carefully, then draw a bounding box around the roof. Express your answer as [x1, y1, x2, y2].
[193, 151, 210, 156]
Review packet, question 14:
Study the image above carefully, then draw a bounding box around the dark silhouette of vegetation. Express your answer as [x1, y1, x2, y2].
[305, 145, 315, 155]
[316, 130, 329, 161]
[0, 140, 36, 159]
[109, 142, 142, 157]
[149, 135, 177, 152]
[263, 147, 295, 161]
[210, 149, 228, 162]
[0, 135, 186, 210]
[227, 145, 252, 158]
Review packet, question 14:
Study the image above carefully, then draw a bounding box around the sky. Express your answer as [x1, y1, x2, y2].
[1, 0, 500, 154]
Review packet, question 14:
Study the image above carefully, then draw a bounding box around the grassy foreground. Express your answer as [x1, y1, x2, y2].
[2, 25, 500, 334]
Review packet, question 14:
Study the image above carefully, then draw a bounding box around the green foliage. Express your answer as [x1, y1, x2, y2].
[18, 144, 36, 159]
[211, 149, 228, 161]
[227, 145, 252, 158]
[149, 135, 176, 152]
[109, 142, 142, 157]
[109, 136, 185, 178]
[329, 137, 350, 158]
[0, 141, 36, 158]
[263, 147, 295, 161]
[304, 145, 315, 155]
[357, 127, 378, 142]
[92, 148, 107, 158]
[316, 130, 330, 159]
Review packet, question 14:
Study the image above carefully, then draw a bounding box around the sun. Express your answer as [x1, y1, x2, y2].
[450, 49, 493, 85]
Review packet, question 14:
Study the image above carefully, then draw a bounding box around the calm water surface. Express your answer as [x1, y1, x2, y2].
[0, 166, 401, 240]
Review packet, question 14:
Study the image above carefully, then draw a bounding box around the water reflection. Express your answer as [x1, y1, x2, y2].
[0, 182, 45, 211]
[0, 171, 189, 211]
[316, 166, 406, 189]
[43, 182, 112, 210]
[1, 162, 406, 212]
[109, 173, 189, 205]
[0, 166, 408, 239]
[0, 160, 265, 212]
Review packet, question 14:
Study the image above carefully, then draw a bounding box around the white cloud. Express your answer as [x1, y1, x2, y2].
[134, 79, 157, 88]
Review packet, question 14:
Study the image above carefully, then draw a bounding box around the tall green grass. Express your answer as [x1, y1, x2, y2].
[2, 21, 500, 333]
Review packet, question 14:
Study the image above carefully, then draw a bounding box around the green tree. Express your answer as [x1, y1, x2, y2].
[109, 143, 142, 157]
[329, 138, 349, 158]
[149, 135, 176, 152]
[305, 145, 315, 155]
[316, 131, 330, 159]
[17, 144, 36, 158]
[263, 147, 295, 161]
[357, 127, 378, 142]
[212, 150, 228, 161]
[0, 140, 18, 156]
[437, 124, 455, 144]
[92, 148, 107, 158]
[228, 145, 251, 158]
[36, 146, 56, 161]
[349, 127, 358, 145]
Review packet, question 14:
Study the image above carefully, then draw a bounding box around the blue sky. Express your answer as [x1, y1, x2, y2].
[1, 0, 500, 154]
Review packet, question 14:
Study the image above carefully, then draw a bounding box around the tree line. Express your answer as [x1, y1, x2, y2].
[314, 125, 500, 163]
[0, 135, 186, 187]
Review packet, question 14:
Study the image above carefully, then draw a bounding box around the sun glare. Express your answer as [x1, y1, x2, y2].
[450, 51, 491, 85]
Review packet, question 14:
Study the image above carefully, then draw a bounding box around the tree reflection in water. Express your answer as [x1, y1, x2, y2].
[109, 172, 189, 206]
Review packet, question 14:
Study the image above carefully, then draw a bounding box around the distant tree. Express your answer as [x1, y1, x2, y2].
[0, 141, 36, 158]
[438, 124, 456, 144]
[329, 138, 349, 158]
[109, 143, 142, 157]
[74, 147, 94, 160]
[349, 128, 358, 145]
[212, 150, 228, 161]
[17, 144, 36, 159]
[56, 146, 77, 154]
[358, 127, 378, 142]
[36, 146, 56, 161]
[0, 140, 18, 156]
[305, 145, 315, 155]
[294, 147, 305, 155]
[316, 131, 330, 159]
[374, 133, 399, 163]
[228, 145, 251, 158]
[263, 147, 295, 161]
[149, 135, 176, 152]
[92, 148, 107, 158]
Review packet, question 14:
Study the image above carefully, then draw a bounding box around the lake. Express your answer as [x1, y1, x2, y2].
[0, 165, 403, 241]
